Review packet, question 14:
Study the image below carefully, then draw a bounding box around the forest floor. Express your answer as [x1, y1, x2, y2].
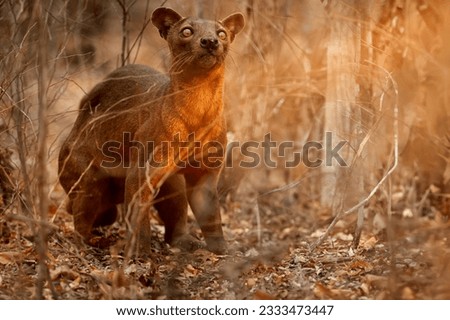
[1, 184, 449, 300]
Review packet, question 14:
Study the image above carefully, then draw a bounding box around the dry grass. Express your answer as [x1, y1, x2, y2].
[0, 0, 449, 299]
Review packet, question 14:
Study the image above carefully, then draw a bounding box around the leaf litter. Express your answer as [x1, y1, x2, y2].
[0, 188, 449, 299]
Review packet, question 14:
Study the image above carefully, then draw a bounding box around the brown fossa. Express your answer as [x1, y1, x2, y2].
[58, 7, 245, 254]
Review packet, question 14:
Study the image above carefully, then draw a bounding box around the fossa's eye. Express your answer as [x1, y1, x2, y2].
[180, 27, 193, 38]
[217, 30, 227, 40]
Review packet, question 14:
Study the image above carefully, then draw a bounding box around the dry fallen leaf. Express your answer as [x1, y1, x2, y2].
[401, 286, 415, 299]
[365, 274, 388, 289]
[183, 264, 200, 277]
[335, 232, 353, 241]
[313, 282, 334, 299]
[246, 278, 257, 287]
[313, 282, 354, 299]
[361, 236, 378, 251]
[0, 252, 22, 265]
[50, 266, 80, 281]
[254, 290, 275, 300]
[372, 213, 386, 234]
[311, 229, 326, 238]
[69, 276, 81, 289]
[360, 282, 370, 295]
[349, 260, 373, 273]
[402, 208, 414, 218]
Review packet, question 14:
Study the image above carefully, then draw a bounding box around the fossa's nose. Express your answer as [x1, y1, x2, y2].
[200, 37, 219, 50]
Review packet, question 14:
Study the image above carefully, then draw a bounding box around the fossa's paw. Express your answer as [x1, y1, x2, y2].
[171, 234, 205, 252]
[206, 237, 228, 255]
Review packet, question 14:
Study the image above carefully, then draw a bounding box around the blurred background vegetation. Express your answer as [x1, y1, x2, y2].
[0, 0, 449, 299]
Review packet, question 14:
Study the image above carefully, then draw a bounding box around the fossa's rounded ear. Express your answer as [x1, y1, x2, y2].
[152, 7, 183, 40]
[221, 13, 245, 42]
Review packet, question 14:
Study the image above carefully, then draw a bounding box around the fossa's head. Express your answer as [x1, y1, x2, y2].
[152, 7, 245, 75]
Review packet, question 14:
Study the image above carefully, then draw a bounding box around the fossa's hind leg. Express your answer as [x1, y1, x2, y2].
[67, 175, 122, 247]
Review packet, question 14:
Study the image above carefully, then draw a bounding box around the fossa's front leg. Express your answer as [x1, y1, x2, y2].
[185, 170, 227, 254]
[124, 161, 173, 255]
[155, 174, 205, 251]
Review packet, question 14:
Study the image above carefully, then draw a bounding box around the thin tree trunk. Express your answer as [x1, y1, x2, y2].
[34, 0, 51, 299]
[321, 0, 363, 210]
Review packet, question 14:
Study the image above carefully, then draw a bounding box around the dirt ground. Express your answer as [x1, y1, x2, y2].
[1, 184, 449, 300]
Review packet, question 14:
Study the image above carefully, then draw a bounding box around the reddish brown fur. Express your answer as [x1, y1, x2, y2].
[58, 7, 244, 254]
